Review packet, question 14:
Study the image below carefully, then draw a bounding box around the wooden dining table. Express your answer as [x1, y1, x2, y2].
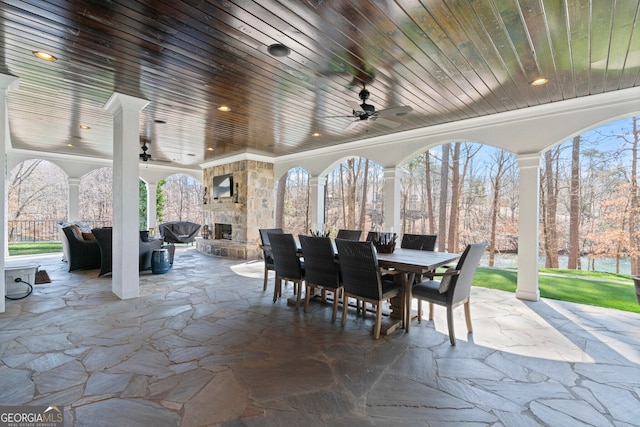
[376, 248, 461, 334]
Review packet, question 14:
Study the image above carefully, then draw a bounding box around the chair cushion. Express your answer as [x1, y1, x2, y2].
[438, 268, 457, 293]
[82, 232, 96, 240]
[412, 280, 448, 303]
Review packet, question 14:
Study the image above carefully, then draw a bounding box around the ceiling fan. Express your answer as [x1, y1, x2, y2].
[140, 141, 171, 163]
[340, 84, 413, 131]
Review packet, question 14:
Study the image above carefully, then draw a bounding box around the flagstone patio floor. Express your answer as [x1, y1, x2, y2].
[1, 247, 639, 426]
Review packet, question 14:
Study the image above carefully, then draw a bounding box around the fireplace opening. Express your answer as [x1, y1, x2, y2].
[215, 223, 233, 240]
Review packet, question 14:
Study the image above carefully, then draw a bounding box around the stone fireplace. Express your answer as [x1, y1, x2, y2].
[196, 159, 274, 259]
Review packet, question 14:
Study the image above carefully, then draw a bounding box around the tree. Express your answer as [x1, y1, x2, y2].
[345, 158, 359, 229]
[447, 142, 461, 252]
[425, 151, 435, 233]
[488, 150, 514, 267]
[541, 148, 560, 268]
[628, 117, 640, 275]
[437, 144, 450, 251]
[139, 179, 147, 226]
[160, 174, 203, 224]
[282, 167, 309, 235]
[80, 167, 113, 222]
[156, 179, 166, 223]
[358, 159, 369, 233]
[9, 160, 67, 222]
[567, 135, 581, 269]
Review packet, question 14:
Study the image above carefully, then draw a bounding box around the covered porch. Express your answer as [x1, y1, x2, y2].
[1, 248, 638, 425]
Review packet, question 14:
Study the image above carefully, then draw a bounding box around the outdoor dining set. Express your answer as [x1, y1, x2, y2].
[259, 228, 487, 344]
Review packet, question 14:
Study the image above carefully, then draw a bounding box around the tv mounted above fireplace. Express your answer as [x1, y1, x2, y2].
[212, 174, 233, 199]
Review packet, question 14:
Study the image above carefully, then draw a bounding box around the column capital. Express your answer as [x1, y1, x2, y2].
[103, 92, 149, 115]
[383, 167, 401, 179]
[517, 153, 542, 169]
[309, 176, 327, 186]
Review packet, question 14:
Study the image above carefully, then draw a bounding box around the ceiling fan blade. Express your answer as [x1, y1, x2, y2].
[346, 100, 364, 114]
[343, 119, 361, 131]
[377, 105, 413, 117]
[371, 116, 401, 128]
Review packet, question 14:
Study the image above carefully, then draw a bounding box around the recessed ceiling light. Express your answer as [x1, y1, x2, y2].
[33, 51, 57, 61]
[217, 106, 231, 112]
[312, 132, 321, 137]
[67, 143, 73, 147]
[530, 77, 548, 86]
[207, 147, 214, 151]
[79, 125, 90, 130]
[268, 43, 291, 57]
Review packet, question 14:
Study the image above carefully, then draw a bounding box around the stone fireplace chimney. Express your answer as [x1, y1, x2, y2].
[198, 159, 274, 259]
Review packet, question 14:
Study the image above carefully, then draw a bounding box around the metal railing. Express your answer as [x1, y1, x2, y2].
[7, 220, 116, 242]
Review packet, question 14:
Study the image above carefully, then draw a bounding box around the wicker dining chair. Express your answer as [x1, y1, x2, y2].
[400, 233, 437, 251]
[268, 232, 305, 306]
[336, 229, 362, 240]
[259, 228, 283, 291]
[298, 235, 343, 322]
[335, 239, 403, 339]
[411, 242, 487, 345]
[400, 234, 438, 283]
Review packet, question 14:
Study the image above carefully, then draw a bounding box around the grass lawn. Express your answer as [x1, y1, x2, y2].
[473, 267, 640, 314]
[8, 242, 62, 256]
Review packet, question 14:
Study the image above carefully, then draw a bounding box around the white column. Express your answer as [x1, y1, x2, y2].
[516, 153, 541, 301]
[383, 167, 401, 233]
[146, 182, 157, 233]
[104, 93, 149, 300]
[67, 177, 81, 222]
[0, 74, 19, 313]
[309, 176, 326, 231]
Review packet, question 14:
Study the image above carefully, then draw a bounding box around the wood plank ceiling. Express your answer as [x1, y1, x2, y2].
[1, 0, 639, 169]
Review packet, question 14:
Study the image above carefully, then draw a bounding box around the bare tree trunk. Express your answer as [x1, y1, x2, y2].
[629, 117, 640, 275]
[305, 175, 310, 233]
[358, 159, 369, 231]
[568, 135, 581, 269]
[339, 165, 346, 227]
[438, 144, 450, 251]
[275, 173, 287, 228]
[488, 151, 511, 267]
[346, 159, 357, 229]
[543, 149, 559, 268]
[425, 151, 435, 234]
[401, 191, 407, 233]
[447, 142, 460, 252]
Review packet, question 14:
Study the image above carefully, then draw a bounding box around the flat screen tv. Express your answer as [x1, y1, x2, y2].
[212, 174, 233, 199]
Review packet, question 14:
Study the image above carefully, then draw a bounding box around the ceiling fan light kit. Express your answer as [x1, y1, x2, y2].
[140, 142, 172, 163]
[140, 143, 152, 162]
[342, 84, 412, 131]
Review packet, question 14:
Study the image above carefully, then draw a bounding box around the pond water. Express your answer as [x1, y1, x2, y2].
[480, 254, 631, 275]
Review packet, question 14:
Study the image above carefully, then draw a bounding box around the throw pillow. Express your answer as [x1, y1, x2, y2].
[69, 224, 83, 240]
[438, 268, 457, 294]
[82, 232, 96, 240]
